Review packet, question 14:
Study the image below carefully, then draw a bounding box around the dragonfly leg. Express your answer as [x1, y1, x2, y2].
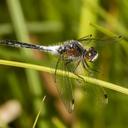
[82, 59, 99, 76]
[82, 60, 92, 74]
[54, 56, 62, 82]
[64, 59, 84, 81]
[67, 60, 86, 88]
[72, 60, 81, 73]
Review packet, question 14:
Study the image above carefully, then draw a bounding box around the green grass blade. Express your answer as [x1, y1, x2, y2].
[0, 59, 128, 95]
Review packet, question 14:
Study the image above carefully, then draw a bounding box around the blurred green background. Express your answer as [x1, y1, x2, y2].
[0, 0, 128, 128]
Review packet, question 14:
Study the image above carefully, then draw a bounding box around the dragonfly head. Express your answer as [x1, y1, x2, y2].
[85, 47, 98, 62]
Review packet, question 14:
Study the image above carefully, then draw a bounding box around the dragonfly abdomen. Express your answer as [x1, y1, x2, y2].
[0, 40, 60, 55]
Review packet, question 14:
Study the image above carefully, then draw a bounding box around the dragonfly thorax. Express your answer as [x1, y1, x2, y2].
[57, 40, 85, 61]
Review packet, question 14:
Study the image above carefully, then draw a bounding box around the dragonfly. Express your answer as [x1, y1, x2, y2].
[0, 35, 120, 112]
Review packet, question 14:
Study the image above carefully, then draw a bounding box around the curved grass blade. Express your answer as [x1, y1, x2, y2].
[0, 59, 128, 96]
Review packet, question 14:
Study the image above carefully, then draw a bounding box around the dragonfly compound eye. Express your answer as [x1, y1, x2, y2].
[87, 47, 98, 62]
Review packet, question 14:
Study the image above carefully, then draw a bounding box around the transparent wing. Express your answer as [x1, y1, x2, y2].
[82, 59, 108, 103]
[77, 34, 122, 46]
[55, 57, 75, 113]
[54, 55, 108, 112]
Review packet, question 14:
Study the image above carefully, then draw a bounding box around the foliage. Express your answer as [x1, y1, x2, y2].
[0, 0, 128, 128]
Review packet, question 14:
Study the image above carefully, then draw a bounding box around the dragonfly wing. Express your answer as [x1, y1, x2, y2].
[77, 35, 122, 47]
[55, 57, 75, 112]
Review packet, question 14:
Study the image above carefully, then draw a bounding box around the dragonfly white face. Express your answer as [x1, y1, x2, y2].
[85, 47, 98, 62]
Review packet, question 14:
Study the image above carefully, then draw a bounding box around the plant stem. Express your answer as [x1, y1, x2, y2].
[0, 59, 128, 95]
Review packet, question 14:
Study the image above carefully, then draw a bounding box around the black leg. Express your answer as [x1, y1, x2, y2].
[82, 60, 91, 73]
[72, 60, 81, 73]
[82, 60, 99, 76]
[54, 56, 61, 82]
